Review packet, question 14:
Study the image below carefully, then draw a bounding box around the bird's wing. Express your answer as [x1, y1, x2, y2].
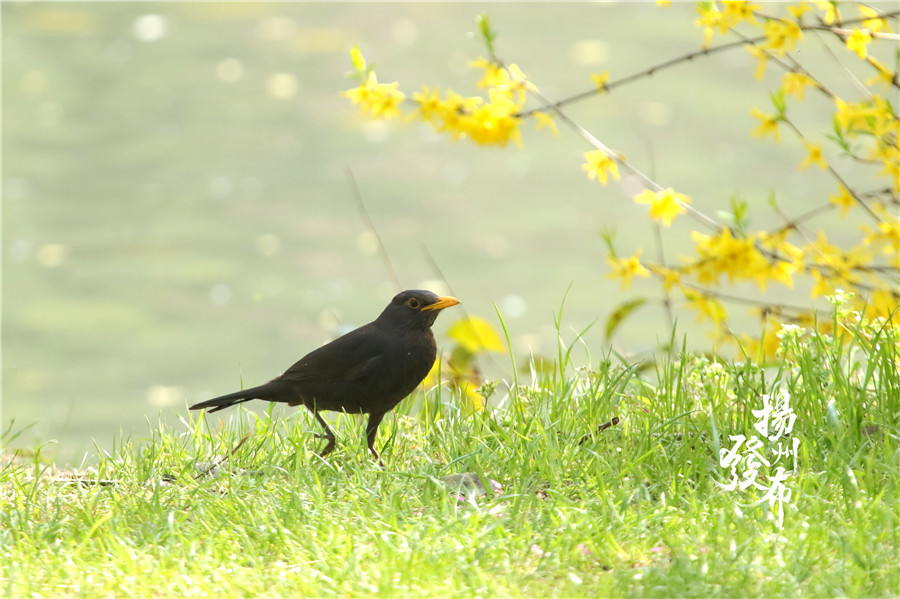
[276, 324, 385, 383]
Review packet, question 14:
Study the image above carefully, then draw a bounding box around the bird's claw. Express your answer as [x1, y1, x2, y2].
[317, 437, 336, 457]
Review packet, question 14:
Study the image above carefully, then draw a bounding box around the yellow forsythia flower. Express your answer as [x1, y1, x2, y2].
[447, 316, 506, 353]
[745, 45, 769, 80]
[782, 71, 815, 100]
[865, 58, 896, 87]
[787, 4, 811, 20]
[814, 0, 838, 25]
[413, 86, 443, 125]
[466, 88, 523, 147]
[809, 269, 836, 299]
[469, 58, 506, 89]
[681, 288, 727, 327]
[343, 72, 406, 119]
[721, 1, 760, 26]
[533, 111, 558, 135]
[591, 72, 610, 91]
[866, 289, 900, 322]
[762, 19, 803, 56]
[828, 185, 855, 217]
[695, 8, 727, 47]
[691, 228, 776, 290]
[751, 108, 780, 142]
[799, 141, 827, 170]
[583, 150, 620, 185]
[607, 252, 650, 289]
[845, 29, 871, 59]
[859, 5, 892, 33]
[653, 266, 682, 292]
[861, 216, 900, 255]
[633, 188, 690, 228]
[804, 232, 870, 298]
[758, 231, 804, 288]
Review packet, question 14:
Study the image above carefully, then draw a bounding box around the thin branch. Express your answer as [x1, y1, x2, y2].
[823, 28, 899, 41]
[421, 244, 512, 379]
[515, 71, 725, 232]
[518, 10, 899, 118]
[644, 136, 675, 335]
[346, 167, 403, 291]
[780, 118, 879, 220]
[517, 37, 760, 119]
[675, 281, 815, 315]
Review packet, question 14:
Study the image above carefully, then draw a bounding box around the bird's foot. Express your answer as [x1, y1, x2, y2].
[368, 446, 384, 468]
[317, 436, 336, 458]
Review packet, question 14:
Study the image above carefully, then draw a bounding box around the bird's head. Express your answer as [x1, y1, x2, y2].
[378, 289, 461, 330]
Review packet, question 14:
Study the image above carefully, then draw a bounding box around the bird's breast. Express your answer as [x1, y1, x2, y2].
[399, 334, 437, 379]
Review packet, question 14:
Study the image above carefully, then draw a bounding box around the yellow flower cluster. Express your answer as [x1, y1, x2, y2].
[607, 227, 804, 294]
[610, 223, 896, 352]
[415, 59, 533, 147]
[742, 4, 895, 90]
[761, 19, 803, 56]
[619, 3, 897, 355]
[835, 96, 895, 135]
[805, 232, 871, 298]
[695, 1, 760, 47]
[414, 85, 524, 147]
[688, 229, 794, 291]
[342, 6, 898, 360]
[834, 96, 899, 192]
[758, 231, 805, 287]
[343, 72, 406, 120]
[682, 288, 727, 328]
[343, 49, 540, 147]
[860, 203, 900, 269]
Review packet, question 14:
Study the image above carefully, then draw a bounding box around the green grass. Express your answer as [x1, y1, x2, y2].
[3, 308, 898, 597]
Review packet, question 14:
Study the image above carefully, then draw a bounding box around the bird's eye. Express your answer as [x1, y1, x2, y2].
[407, 297, 421, 309]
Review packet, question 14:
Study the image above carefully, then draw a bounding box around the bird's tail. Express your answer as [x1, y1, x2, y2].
[189, 383, 277, 414]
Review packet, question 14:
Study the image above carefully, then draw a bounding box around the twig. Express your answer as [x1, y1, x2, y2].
[346, 167, 402, 291]
[507, 62, 726, 233]
[421, 245, 513, 379]
[40, 477, 118, 487]
[196, 431, 253, 476]
[518, 10, 899, 119]
[578, 417, 621, 445]
[780, 119, 879, 220]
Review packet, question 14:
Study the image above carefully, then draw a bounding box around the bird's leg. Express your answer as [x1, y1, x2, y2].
[312, 410, 336, 457]
[366, 412, 386, 467]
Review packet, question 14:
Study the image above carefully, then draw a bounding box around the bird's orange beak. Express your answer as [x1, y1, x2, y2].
[421, 296, 461, 311]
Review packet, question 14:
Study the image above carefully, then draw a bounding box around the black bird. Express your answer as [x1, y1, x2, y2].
[190, 290, 460, 463]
